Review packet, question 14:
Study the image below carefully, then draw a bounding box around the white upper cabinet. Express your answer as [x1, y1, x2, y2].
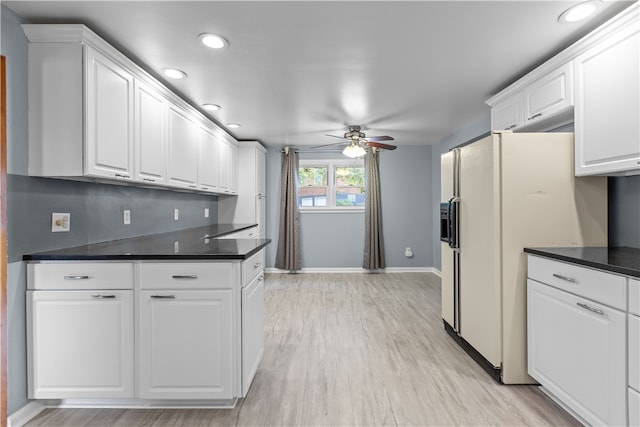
[84, 46, 135, 180]
[574, 19, 640, 176]
[198, 127, 221, 192]
[23, 24, 239, 193]
[491, 92, 524, 132]
[135, 80, 167, 185]
[487, 3, 639, 176]
[522, 62, 573, 126]
[488, 62, 573, 132]
[229, 141, 240, 195]
[234, 142, 267, 236]
[167, 104, 200, 189]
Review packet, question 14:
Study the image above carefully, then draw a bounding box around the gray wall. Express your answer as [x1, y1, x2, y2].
[609, 175, 640, 248]
[265, 145, 433, 269]
[2, 6, 219, 414]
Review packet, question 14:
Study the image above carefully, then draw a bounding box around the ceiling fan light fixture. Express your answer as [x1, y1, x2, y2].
[199, 33, 229, 49]
[343, 143, 366, 158]
[558, 0, 601, 23]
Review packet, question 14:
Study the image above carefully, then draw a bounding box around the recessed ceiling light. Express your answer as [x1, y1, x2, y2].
[227, 123, 241, 129]
[161, 68, 187, 79]
[199, 33, 229, 49]
[558, 0, 601, 23]
[202, 104, 221, 111]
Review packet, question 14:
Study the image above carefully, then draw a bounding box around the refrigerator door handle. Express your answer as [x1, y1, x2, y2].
[447, 197, 455, 248]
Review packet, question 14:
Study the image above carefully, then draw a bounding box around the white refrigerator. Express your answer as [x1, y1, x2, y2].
[440, 131, 608, 384]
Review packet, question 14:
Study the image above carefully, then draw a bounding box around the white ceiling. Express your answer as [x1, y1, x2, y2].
[3, 1, 636, 148]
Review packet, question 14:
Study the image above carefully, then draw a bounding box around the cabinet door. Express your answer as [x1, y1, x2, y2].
[575, 23, 640, 176]
[28, 290, 134, 399]
[84, 46, 134, 180]
[256, 148, 266, 197]
[229, 141, 239, 195]
[491, 92, 523, 131]
[167, 104, 199, 189]
[527, 280, 626, 426]
[522, 62, 573, 126]
[138, 290, 234, 399]
[218, 138, 231, 193]
[198, 127, 220, 192]
[135, 81, 166, 184]
[241, 273, 264, 396]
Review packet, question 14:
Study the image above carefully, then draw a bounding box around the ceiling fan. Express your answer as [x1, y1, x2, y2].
[312, 125, 397, 158]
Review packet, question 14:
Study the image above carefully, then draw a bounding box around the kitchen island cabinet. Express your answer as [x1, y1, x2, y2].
[24, 225, 270, 407]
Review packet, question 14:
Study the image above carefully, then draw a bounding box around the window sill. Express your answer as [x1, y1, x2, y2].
[299, 208, 365, 214]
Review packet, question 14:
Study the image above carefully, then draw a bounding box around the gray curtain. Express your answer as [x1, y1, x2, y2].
[363, 147, 385, 270]
[275, 147, 301, 271]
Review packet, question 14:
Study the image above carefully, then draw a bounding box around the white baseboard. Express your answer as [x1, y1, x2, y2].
[265, 267, 440, 274]
[8, 401, 46, 427]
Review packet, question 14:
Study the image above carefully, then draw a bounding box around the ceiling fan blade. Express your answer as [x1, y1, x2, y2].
[366, 141, 397, 150]
[310, 141, 348, 149]
[324, 134, 347, 140]
[364, 135, 394, 142]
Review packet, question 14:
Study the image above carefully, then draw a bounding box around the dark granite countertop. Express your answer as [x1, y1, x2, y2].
[23, 224, 271, 261]
[524, 247, 640, 279]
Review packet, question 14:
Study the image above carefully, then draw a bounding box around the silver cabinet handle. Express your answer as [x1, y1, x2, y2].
[552, 273, 576, 283]
[577, 302, 604, 315]
[253, 262, 262, 269]
[188, 185, 197, 189]
[528, 113, 543, 121]
[142, 178, 156, 182]
[504, 124, 517, 130]
[91, 294, 116, 299]
[115, 173, 131, 179]
[258, 275, 264, 282]
[151, 295, 176, 299]
[172, 275, 198, 279]
[64, 275, 90, 280]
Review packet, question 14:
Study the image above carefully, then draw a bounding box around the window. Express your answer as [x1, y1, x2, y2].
[298, 159, 365, 211]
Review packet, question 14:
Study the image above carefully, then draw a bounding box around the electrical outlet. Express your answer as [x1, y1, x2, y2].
[174, 209, 179, 221]
[174, 241, 179, 253]
[123, 210, 131, 225]
[51, 213, 71, 232]
[204, 208, 209, 218]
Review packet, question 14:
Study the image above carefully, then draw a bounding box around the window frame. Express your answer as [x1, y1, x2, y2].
[298, 158, 365, 213]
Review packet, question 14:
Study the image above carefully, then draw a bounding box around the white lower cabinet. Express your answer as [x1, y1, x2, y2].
[528, 279, 626, 426]
[27, 257, 265, 405]
[527, 255, 628, 426]
[241, 272, 264, 396]
[138, 289, 234, 399]
[28, 290, 134, 399]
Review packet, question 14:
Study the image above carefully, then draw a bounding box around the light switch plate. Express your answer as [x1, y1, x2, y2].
[51, 213, 70, 232]
[123, 210, 131, 225]
[174, 209, 179, 221]
[204, 208, 209, 218]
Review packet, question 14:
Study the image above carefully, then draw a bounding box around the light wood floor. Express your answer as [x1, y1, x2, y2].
[25, 273, 579, 426]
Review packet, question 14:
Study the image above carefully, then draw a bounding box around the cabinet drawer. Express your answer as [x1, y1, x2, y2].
[527, 256, 626, 310]
[138, 263, 233, 290]
[242, 250, 265, 287]
[630, 314, 640, 392]
[630, 279, 640, 316]
[631, 387, 640, 427]
[27, 263, 133, 290]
